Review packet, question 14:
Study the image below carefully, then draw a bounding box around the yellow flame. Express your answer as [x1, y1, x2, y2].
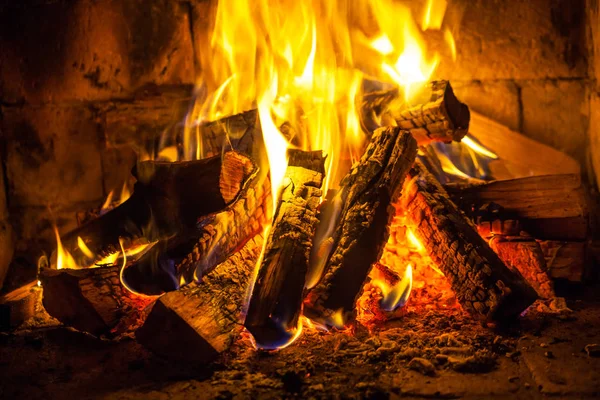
[372, 264, 413, 311]
[157, 146, 179, 162]
[54, 227, 81, 270]
[406, 228, 424, 252]
[37, 280, 41, 287]
[422, 0, 448, 31]
[370, 34, 394, 56]
[329, 309, 346, 329]
[444, 29, 457, 61]
[77, 236, 94, 259]
[462, 135, 499, 159]
[100, 190, 114, 212]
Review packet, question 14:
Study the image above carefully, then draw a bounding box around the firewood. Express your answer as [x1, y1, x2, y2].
[488, 237, 555, 299]
[58, 151, 257, 267]
[468, 112, 580, 180]
[304, 128, 418, 327]
[445, 174, 590, 241]
[362, 81, 470, 145]
[0, 281, 39, 330]
[400, 160, 538, 321]
[136, 233, 263, 363]
[538, 240, 586, 282]
[39, 266, 156, 336]
[244, 150, 325, 348]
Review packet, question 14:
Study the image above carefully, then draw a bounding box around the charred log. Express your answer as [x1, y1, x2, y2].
[538, 240, 587, 282]
[362, 81, 470, 145]
[39, 266, 156, 336]
[244, 150, 325, 347]
[401, 160, 538, 321]
[59, 152, 257, 267]
[136, 234, 264, 364]
[304, 128, 418, 327]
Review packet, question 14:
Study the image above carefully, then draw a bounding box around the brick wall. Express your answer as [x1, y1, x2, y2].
[0, 0, 594, 290]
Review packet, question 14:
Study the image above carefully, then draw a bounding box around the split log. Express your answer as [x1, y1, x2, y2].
[304, 127, 418, 327]
[39, 266, 156, 336]
[488, 237, 555, 299]
[244, 150, 325, 348]
[136, 234, 263, 364]
[58, 151, 257, 267]
[400, 160, 538, 321]
[445, 174, 590, 241]
[0, 281, 39, 330]
[467, 112, 581, 180]
[538, 240, 586, 282]
[362, 81, 470, 145]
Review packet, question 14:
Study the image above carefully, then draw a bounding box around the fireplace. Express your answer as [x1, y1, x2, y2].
[2, 0, 600, 398]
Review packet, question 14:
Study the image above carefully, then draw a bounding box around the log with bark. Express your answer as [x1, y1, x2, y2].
[57, 151, 257, 267]
[445, 174, 590, 241]
[39, 266, 156, 336]
[304, 127, 418, 327]
[362, 81, 470, 145]
[136, 234, 264, 364]
[244, 150, 325, 348]
[0, 281, 39, 330]
[400, 160, 538, 321]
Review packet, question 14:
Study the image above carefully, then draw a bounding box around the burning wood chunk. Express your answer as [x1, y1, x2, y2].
[401, 161, 538, 321]
[445, 174, 590, 241]
[39, 266, 156, 336]
[488, 237, 555, 299]
[58, 151, 257, 268]
[363, 81, 470, 145]
[304, 127, 418, 327]
[244, 150, 325, 348]
[136, 234, 264, 364]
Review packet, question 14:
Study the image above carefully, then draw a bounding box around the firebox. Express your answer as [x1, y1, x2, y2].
[1, 0, 600, 398]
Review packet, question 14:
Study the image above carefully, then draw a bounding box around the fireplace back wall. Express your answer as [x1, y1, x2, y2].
[0, 0, 596, 290]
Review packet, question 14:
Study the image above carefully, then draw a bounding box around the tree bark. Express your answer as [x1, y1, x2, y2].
[400, 160, 538, 321]
[244, 150, 325, 348]
[304, 128, 418, 327]
[136, 234, 264, 364]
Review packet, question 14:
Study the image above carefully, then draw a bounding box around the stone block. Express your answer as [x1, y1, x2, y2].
[452, 81, 520, 131]
[521, 80, 589, 164]
[101, 146, 137, 198]
[589, 92, 600, 189]
[589, 0, 600, 84]
[433, 0, 588, 81]
[2, 106, 104, 207]
[0, 0, 194, 104]
[101, 85, 192, 148]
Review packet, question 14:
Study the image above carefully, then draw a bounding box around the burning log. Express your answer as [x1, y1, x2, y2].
[244, 150, 325, 348]
[136, 234, 263, 364]
[39, 266, 156, 336]
[400, 160, 538, 321]
[445, 174, 590, 241]
[488, 237, 555, 299]
[362, 81, 470, 145]
[304, 127, 418, 327]
[58, 151, 257, 267]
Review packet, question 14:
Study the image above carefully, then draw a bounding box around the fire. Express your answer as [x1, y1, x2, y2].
[100, 183, 132, 213]
[54, 227, 81, 270]
[372, 264, 413, 311]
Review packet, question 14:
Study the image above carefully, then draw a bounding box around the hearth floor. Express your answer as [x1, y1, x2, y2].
[2, 291, 600, 399]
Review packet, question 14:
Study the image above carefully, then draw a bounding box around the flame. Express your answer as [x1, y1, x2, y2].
[54, 227, 81, 269]
[422, 0, 448, 31]
[372, 264, 413, 311]
[77, 236, 94, 259]
[100, 190, 114, 212]
[462, 135, 499, 160]
[444, 29, 457, 61]
[406, 228, 424, 252]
